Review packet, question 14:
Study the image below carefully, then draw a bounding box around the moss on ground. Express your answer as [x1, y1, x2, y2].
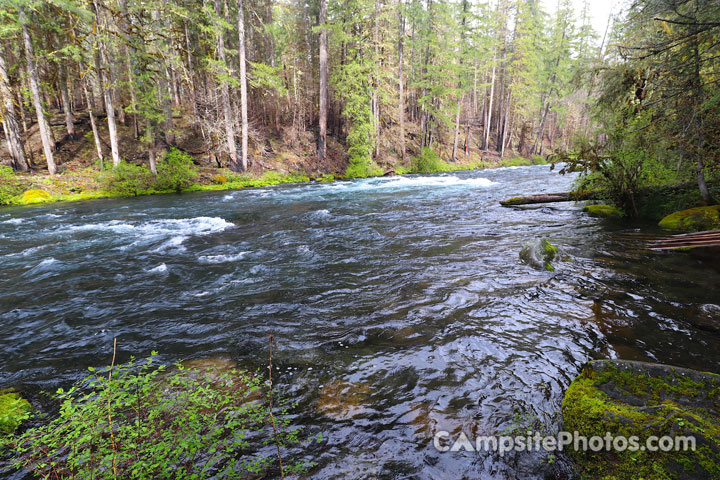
[658, 205, 720, 233]
[20, 189, 52, 204]
[562, 360, 720, 480]
[583, 204, 623, 218]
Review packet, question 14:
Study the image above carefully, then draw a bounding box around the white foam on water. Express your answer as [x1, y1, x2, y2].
[198, 252, 249, 264]
[148, 263, 168, 274]
[332, 175, 497, 192]
[67, 217, 234, 254]
[1, 218, 22, 225]
[222, 194, 235, 201]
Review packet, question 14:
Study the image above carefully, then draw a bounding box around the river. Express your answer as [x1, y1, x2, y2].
[1, 165, 719, 478]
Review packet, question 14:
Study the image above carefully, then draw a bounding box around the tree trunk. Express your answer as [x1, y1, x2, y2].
[58, 68, 76, 140]
[398, 3, 406, 162]
[372, 0, 380, 159]
[215, 0, 239, 170]
[0, 49, 28, 172]
[483, 48, 496, 150]
[20, 6, 56, 174]
[238, 0, 249, 171]
[318, 0, 328, 161]
[451, 96, 462, 161]
[530, 103, 550, 156]
[92, 0, 120, 167]
[82, 78, 104, 165]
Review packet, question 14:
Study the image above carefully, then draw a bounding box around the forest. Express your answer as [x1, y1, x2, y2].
[1, 0, 600, 192]
[1, 0, 717, 214]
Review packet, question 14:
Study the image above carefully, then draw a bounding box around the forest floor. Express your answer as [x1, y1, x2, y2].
[2, 108, 548, 207]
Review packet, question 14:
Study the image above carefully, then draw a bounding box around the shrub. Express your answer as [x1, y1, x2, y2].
[410, 148, 450, 173]
[0, 392, 31, 441]
[100, 161, 154, 196]
[9, 354, 312, 479]
[500, 157, 533, 167]
[155, 148, 198, 192]
[0, 166, 23, 205]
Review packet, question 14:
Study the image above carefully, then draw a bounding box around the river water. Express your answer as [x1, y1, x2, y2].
[1, 165, 719, 479]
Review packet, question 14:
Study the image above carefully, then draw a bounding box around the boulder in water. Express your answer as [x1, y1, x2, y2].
[562, 359, 720, 480]
[583, 204, 622, 218]
[519, 238, 558, 272]
[659, 205, 720, 232]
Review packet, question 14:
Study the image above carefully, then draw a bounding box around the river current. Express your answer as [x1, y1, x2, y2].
[1, 165, 719, 478]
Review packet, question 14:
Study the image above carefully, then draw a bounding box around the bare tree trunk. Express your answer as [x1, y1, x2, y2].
[147, 118, 157, 174]
[215, 0, 239, 170]
[318, 0, 328, 161]
[0, 49, 28, 171]
[372, 0, 380, 159]
[398, 2, 406, 162]
[16, 88, 27, 134]
[238, 0, 249, 171]
[451, 96, 462, 161]
[92, 0, 120, 167]
[530, 103, 549, 156]
[483, 48, 496, 150]
[20, 6, 56, 174]
[82, 78, 104, 165]
[58, 68, 76, 140]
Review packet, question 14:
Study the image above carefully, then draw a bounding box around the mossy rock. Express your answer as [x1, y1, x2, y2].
[562, 360, 720, 479]
[583, 204, 623, 218]
[520, 238, 558, 272]
[20, 189, 52, 204]
[658, 205, 720, 233]
[0, 391, 32, 436]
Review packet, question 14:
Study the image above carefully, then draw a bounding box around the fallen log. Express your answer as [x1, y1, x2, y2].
[500, 191, 598, 206]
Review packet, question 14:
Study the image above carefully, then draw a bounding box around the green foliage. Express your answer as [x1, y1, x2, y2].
[499, 157, 534, 167]
[410, 148, 450, 173]
[9, 354, 312, 479]
[100, 161, 155, 196]
[155, 149, 199, 193]
[0, 392, 31, 438]
[0, 166, 22, 205]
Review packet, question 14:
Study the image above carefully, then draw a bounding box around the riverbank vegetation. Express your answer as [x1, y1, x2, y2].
[552, 0, 720, 221]
[4, 353, 313, 479]
[2, 0, 599, 203]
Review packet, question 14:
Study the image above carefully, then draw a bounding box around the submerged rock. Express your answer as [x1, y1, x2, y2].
[316, 380, 371, 420]
[519, 238, 558, 272]
[583, 204, 623, 218]
[658, 205, 720, 232]
[562, 359, 720, 480]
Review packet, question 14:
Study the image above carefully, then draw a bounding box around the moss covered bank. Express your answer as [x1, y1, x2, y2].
[562, 359, 720, 479]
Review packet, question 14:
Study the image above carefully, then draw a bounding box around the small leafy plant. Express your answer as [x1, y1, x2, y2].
[0, 166, 23, 205]
[155, 148, 198, 192]
[410, 148, 450, 174]
[9, 353, 312, 479]
[100, 161, 155, 196]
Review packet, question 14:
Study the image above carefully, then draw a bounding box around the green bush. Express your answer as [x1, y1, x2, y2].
[155, 148, 198, 192]
[100, 161, 155, 196]
[0, 166, 23, 205]
[500, 156, 534, 167]
[9, 354, 313, 479]
[410, 148, 450, 173]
